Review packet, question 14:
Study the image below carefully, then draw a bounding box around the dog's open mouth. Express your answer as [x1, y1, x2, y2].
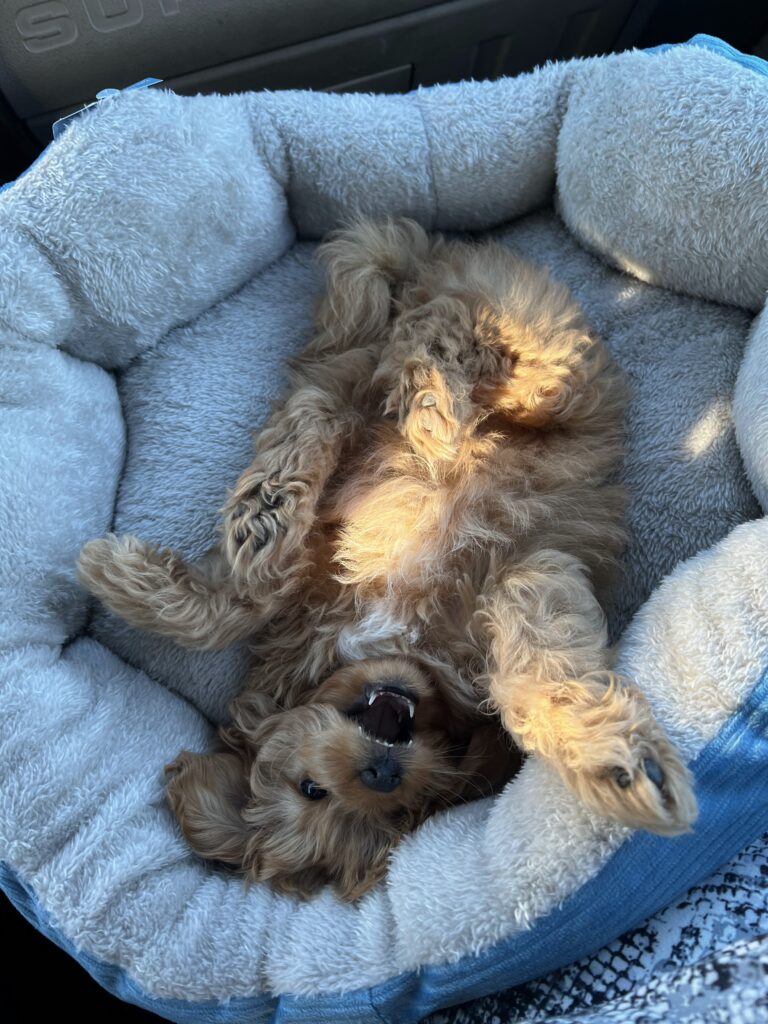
[346, 684, 417, 746]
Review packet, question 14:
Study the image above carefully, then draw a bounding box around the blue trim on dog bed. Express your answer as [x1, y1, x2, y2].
[4, 661, 768, 1024]
[648, 34, 768, 77]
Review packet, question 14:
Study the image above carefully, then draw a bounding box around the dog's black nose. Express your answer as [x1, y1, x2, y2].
[360, 752, 402, 793]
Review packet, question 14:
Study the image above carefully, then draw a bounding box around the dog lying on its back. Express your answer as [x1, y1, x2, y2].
[79, 218, 697, 900]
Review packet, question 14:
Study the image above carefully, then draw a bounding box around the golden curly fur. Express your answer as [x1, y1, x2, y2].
[78, 218, 697, 900]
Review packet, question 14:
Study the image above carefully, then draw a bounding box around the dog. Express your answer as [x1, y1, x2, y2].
[78, 218, 697, 900]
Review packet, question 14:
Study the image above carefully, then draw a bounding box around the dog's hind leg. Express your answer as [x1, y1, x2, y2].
[481, 548, 697, 835]
[222, 220, 432, 593]
[78, 536, 261, 649]
[220, 345, 377, 594]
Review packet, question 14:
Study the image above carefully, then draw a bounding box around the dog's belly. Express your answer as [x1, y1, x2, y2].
[335, 601, 421, 662]
[329, 466, 500, 668]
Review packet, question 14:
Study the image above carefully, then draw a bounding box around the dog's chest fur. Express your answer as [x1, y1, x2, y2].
[335, 602, 420, 661]
[325, 461, 501, 664]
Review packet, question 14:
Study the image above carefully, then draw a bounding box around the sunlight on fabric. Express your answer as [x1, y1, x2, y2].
[614, 281, 645, 304]
[611, 252, 659, 286]
[685, 398, 732, 457]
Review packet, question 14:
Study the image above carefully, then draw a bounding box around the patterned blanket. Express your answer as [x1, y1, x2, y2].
[430, 834, 768, 1023]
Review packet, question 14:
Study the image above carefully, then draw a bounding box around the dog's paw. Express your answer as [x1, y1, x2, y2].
[558, 682, 697, 836]
[221, 478, 309, 581]
[77, 535, 120, 589]
[389, 357, 463, 460]
[577, 739, 696, 837]
[410, 390, 454, 439]
[77, 534, 158, 600]
[226, 483, 286, 551]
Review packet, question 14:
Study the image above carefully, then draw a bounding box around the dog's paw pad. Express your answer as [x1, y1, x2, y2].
[610, 759, 664, 795]
[558, 680, 697, 835]
[609, 756, 667, 796]
[643, 758, 665, 791]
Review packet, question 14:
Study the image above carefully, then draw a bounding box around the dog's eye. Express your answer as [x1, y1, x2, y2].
[300, 779, 328, 801]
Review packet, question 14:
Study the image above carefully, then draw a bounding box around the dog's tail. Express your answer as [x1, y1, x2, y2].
[314, 217, 432, 347]
[77, 535, 256, 650]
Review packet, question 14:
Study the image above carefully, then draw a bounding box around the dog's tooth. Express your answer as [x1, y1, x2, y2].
[408, 704, 415, 718]
[368, 692, 377, 706]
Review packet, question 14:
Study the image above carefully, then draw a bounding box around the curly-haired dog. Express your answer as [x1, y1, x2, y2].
[79, 218, 697, 900]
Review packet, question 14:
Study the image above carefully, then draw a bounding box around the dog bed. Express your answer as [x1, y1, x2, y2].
[2, 34, 768, 1024]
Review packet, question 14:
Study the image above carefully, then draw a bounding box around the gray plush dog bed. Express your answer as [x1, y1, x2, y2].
[2, 34, 768, 1024]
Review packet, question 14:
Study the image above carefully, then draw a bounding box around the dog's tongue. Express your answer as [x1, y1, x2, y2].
[355, 691, 415, 745]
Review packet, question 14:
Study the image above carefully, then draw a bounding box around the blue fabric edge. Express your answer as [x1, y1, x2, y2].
[646, 33, 768, 76]
[3, 30, 768, 1024]
[4, 662, 768, 1024]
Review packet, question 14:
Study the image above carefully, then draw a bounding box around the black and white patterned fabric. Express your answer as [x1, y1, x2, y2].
[429, 833, 768, 1023]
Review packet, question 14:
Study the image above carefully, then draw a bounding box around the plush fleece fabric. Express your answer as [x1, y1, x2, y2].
[1, 40, 767, 1008]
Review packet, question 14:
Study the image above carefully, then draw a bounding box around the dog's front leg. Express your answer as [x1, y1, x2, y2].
[482, 549, 697, 835]
[221, 346, 376, 593]
[78, 538, 260, 649]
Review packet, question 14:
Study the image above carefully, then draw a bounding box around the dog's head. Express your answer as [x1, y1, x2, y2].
[167, 657, 517, 900]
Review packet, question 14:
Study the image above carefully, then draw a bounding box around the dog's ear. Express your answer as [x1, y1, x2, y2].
[453, 725, 524, 800]
[314, 218, 431, 349]
[220, 690, 281, 753]
[255, 830, 394, 902]
[330, 822, 398, 902]
[261, 865, 331, 901]
[165, 751, 251, 866]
